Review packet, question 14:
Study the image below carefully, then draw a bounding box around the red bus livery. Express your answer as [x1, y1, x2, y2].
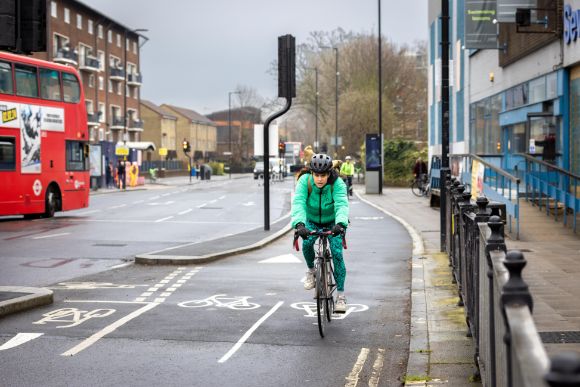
[0, 51, 89, 218]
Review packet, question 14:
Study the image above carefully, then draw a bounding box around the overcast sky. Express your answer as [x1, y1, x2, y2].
[83, 0, 428, 114]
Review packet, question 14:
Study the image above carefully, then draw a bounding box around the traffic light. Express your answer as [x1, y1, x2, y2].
[182, 139, 191, 154]
[278, 141, 285, 157]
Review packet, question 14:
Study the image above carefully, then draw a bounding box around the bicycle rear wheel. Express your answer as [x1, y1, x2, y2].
[315, 261, 327, 338]
[411, 181, 423, 197]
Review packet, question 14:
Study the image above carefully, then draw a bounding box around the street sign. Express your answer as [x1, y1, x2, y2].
[159, 147, 168, 156]
[115, 145, 129, 156]
[465, 0, 499, 49]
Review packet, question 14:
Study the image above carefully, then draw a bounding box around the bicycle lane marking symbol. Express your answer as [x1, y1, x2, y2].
[178, 294, 260, 310]
[33, 308, 116, 328]
[290, 302, 369, 320]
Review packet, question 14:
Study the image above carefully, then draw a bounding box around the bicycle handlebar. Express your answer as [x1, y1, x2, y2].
[293, 229, 347, 251]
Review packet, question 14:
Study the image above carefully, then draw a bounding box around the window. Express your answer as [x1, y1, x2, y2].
[98, 103, 105, 122]
[529, 77, 546, 104]
[66, 141, 88, 171]
[133, 41, 137, 54]
[51, 1, 57, 18]
[97, 51, 105, 71]
[108, 30, 112, 43]
[76, 14, 82, 29]
[508, 124, 527, 153]
[39, 68, 61, 101]
[469, 95, 501, 155]
[546, 72, 558, 100]
[88, 19, 93, 35]
[64, 8, 70, 24]
[62, 73, 80, 103]
[53, 33, 69, 57]
[0, 61, 13, 95]
[117, 82, 122, 95]
[133, 87, 139, 99]
[98, 76, 104, 91]
[88, 74, 95, 88]
[0, 137, 16, 171]
[108, 80, 113, 93]
[98, 25, 103, 39]
[116, 34, 121, 47]
[85, 100, 94, 114]
[15, 64, 38, 98]
[126, 38, 130, 50]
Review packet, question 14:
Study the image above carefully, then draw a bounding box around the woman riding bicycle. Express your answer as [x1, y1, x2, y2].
[291, 153, 350, 313]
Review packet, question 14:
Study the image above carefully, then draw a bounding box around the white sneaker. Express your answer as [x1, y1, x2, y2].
[303, 271, 315, 290]
[335, 295, 347, 313]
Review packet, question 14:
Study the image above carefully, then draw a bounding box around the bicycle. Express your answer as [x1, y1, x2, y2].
[294, 228, 347, 338]
[411, 173, 430, 197]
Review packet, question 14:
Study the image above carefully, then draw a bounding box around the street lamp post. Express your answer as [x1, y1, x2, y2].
[321, 46, 339, 156]
[305, 67, 319, 152]
[228, 91, 241, 179]
[377, 0, 383, 194]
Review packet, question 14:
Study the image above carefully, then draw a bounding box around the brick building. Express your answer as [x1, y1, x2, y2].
[140, 100, 178, 162]
[31, 0, 145, 163]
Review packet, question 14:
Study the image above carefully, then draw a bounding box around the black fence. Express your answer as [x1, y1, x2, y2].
[443, 177, 580, 386]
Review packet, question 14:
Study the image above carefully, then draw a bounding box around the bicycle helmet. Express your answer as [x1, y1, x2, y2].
[309, 153, 333, 173]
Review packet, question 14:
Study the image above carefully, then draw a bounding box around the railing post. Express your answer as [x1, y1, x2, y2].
[545, 351, 580, 386]
[485, 215, 506, 387]
[501, 250, 533, 387]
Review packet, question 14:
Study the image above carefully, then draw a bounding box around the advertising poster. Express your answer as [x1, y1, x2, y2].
[465, 0, 498, 49]
[365, 134, 382, 171]
[471, 160, 486, 200]
[89, 144, 102, 177]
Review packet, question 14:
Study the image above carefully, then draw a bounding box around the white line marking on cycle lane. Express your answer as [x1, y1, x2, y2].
[345, 347, 369, 387]
[217, 301, 284, 363]
[369, 348, 385, 387]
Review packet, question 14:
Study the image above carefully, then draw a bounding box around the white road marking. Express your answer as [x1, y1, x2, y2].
[140, 292, 153, 297]
[109, 204, 127, 209]
[344, 348, 370, 387]
[209, 199, 217, 204]
[258, 254, 301, 264]
[218, 301, 284, 363]
[242, 201, 255, 206]
[155, 216, 174, 223]
[76, 209, 101, 216]
[178, 209, 193, 215]
[161, 193, 171, 197]
[218, 195, 226, 200]
[62, 219, 260, 225]
[167, 287, 177, 292]
[134, 297, 146, 302]
[197, 203, 207, 208]
[154, 298, 165, 303]
[369, 348, 386, 387]
[109, 262, 132, 269]
[160, 280, 170, 284]
[64, 300, 150, 304]
[61, 302, 159, 356]
[148, 196, 160, 200]
[160, 292, 171, 297]
[0, 333, 44, 351]
[32, 232, 70, 240]
[133, 200, 145, 204]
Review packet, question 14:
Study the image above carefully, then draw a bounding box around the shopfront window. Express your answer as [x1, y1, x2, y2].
[529, 116, 560, 158]
[508, 123, 527, 154]
[469, 95, 501, 155]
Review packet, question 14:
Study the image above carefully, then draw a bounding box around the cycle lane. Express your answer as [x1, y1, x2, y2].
[0, 197, 412, 386]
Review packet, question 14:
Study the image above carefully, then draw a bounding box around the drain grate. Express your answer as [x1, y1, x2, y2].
[93, 243, 127, 247]
[540, 331, 580, 344]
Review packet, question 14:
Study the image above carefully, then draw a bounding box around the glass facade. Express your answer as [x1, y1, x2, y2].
[470, 95, 501, 155]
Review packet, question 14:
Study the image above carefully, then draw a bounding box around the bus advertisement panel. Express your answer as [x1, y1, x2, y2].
[0, 52, 89, 218]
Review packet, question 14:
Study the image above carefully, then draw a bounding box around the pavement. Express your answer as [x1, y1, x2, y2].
[4, 177, 579, 386]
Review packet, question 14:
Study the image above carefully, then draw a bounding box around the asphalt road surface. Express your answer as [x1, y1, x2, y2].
[0, 177, 291, 287]
[0, 195, 412, 386]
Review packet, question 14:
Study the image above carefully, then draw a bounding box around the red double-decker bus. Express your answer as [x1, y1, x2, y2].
[0, 51, 89, 218]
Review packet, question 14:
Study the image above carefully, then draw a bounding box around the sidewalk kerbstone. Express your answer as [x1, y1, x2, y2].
[0, 286, 53, 317]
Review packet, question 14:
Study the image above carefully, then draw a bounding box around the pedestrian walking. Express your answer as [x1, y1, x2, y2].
[117, 160, 126, 190]
[105, 161, 113, 188]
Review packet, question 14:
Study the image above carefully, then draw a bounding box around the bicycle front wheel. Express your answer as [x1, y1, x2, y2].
[325, 261, 334, 322]
[411, 181, 423, 197]
[315, 262, 327, 338]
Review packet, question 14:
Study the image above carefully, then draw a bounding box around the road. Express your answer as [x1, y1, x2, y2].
[0, 177, 291, 287]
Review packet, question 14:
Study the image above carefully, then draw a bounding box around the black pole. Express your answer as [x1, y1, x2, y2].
[440, 0, 450, 251]
[378, 0, 383, 194]
[263, 98, 292, 230]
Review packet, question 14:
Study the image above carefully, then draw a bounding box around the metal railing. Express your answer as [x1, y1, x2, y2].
[444, 179, 580, 386]
[519, 153, 580, 233]
[452, 154, 521, 239]
[141, 160, 184, 171]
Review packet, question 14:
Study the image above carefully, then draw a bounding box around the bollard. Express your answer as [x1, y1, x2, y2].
[545, 351, 580, 387]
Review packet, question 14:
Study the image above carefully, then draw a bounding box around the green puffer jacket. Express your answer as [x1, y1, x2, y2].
[291, 172, 349, 228]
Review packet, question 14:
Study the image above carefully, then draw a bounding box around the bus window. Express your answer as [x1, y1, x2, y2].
[15, 64, 38, 98]
[62, 72, 80, 103]
[40, 68, 61, 101]
[66, 140, 88, 171]
[0, 61, 13, 95]
[0, 137, 16, 171]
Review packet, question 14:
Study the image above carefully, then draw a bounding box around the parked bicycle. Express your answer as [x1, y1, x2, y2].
[411, 173, 430, 197]
[294, 228, 347, 338]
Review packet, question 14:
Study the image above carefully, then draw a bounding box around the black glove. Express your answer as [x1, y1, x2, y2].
[332, 223, 345, 236]
[295, 223, 310, 239]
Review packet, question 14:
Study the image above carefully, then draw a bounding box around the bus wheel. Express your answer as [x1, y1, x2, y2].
[44, 187, 57, 218]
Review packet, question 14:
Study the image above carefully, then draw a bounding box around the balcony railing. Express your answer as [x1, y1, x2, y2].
[127, 73, 142, 86]
[128, 119, 144, 131]
[110, 117, 125, 129]
[53, 48, 78, 65]
[109, 68, 125, 81]
[79, 55, 100, 72]
[87, 112, 100, 126]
